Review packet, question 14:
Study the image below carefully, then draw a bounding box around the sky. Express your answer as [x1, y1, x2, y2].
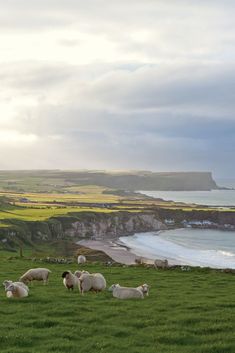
[0, 0, 235, 178]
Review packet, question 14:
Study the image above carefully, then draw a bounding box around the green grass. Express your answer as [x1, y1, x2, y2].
[0, 206, 116, 222]
[0, 255, 235, 353]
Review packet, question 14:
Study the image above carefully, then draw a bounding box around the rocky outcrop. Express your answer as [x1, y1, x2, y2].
[64, 212, 165, 239]
[157, 208, 235, 227]
[0, 211, 165, 250]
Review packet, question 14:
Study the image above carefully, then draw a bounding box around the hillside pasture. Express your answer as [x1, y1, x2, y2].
[0, 256, 234, 353]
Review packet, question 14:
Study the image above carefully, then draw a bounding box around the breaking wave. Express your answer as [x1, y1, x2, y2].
[120, 229, 235, 269]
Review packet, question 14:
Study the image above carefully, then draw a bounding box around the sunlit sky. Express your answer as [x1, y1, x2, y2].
[1, 0, 235, 177]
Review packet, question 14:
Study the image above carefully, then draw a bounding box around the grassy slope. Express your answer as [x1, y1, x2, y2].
[0, 256, 235, 353]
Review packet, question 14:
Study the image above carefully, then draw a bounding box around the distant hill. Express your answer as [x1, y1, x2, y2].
[66, 171, 218, 191]
[0, 170, 218, 191]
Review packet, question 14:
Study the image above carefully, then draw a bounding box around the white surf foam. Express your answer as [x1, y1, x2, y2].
[120, 231, 235, 269]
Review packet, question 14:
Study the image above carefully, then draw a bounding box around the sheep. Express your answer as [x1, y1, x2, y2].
[136, 283, 150, 297]
[135, 257, 144, 265]
[78, 273, 106, 295]
[5, 283, 29, 298]
[3, 280, 29, 292]
[154, 259, 168, 269]
[19, 268, 51, 285]
[77, 255, 86, 265]
[74, 270, 89, 279]
[62, 271, 80, 290]
[109, 284, 144, 299]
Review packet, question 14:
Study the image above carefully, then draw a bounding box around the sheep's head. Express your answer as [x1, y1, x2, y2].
[5, 283, 16, 292]
[62, 271, 70, 279]
[108, 284, 119, 292]
[74, 271, 82, 278]
[3, 280, 12, 289]
[19, 276, 28, 284]
[141, 284, 150, 296]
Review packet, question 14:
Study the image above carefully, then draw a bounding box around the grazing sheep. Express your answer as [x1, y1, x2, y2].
[135, 257, 144, 265]
[3, 280, 29, 292]
[77, 255, 86, 265]
[74, 270, 89, 279]
[109, 284, 144, 299]
[154, 259, 168, 269]
[19, 268, 51, 285]
[62, 271, 80, 290]
[78, 273, 106, 294]
[5, 283, 29, 298]
[136, 283, 150, 297]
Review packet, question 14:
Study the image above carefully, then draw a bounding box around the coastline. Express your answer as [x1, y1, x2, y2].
[78, 227, 235, 269]
[78, 239, 153, 265]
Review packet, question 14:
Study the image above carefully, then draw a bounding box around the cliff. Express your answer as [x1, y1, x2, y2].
[157, 208, 235, 227]
[1, 208, 234, 252]
[0, 212, 165, 250]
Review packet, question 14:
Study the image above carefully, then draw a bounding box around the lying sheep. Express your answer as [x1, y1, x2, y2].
[62, 271, 80, 290]
[136, 283, 150, 297]
[154, 259, 168, 269]
[109, 284, 144, 299]
[77, 255, 86, 265]
[3, 280, 29, 292]
[19, 268, 51, 285]
[5, 283, 29, 298]
[78, 273, 106, 294]
[74, 270, 89, 279]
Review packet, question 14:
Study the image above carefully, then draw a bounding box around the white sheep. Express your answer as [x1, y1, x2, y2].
[19, 268, 51, 285]
[62, 271, 80, 290]
[74, 270, 89, 279]
[78, 273, 106, 294]
[109, 284, 144, 299]
[154, 259, 168, 269]
[77, 255, 86, 265]
[3, 280, 29, 292]
[5, 283, 29, 298]
[136, 283, 150, 297]
[135, 257, 144, 265]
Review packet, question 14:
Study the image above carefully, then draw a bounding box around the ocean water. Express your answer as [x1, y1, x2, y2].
[216, 178, 235, 189]
[139, 189, 235, 206]
[120, 229, 235, 269]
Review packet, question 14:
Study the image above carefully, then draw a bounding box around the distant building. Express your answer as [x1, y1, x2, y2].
[19, 197, 29, 203]
[164, 218, 175, 225]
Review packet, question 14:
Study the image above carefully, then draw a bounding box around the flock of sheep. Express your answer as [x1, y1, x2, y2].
[3, 255, 150, 300]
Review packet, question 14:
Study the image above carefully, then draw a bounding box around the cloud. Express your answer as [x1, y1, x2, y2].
[0, 1, 234, 177]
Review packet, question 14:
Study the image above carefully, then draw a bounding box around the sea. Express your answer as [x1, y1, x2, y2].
[120, 178, 235, 268]
[138, 178, 235, 207]
[120, 229, 235, 269]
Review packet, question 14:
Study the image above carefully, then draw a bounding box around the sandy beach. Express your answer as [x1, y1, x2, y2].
[79, 228, 235, 269]
[78, 239, 152, 265]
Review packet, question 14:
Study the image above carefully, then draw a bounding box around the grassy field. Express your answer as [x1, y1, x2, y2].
[0, 171, 234, 228]
[1, 185, 234, 226]
[0, 254, 235, 353]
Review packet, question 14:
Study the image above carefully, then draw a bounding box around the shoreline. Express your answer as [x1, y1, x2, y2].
[78, 239, 153, 265]
[78, 228, 235, 269]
